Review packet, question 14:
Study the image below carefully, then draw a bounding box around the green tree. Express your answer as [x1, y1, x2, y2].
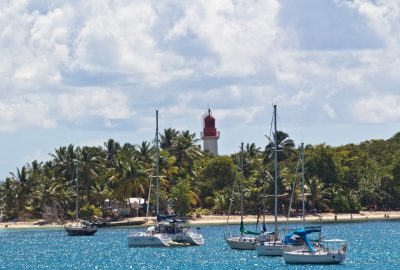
[0, 177, 17, 219]
[170, 178, 191, 216]
[305, 176, 331, 212]
[264, 131, 296, 164]
[160, 128, 179, 150]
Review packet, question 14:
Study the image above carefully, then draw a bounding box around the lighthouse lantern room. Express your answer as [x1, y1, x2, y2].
[201, 109, 220, 155]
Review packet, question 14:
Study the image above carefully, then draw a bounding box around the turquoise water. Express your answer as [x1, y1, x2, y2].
[0, 220, 399, 269]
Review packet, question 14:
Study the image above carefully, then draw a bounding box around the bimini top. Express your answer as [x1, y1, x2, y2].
[284, 226, 322, 253]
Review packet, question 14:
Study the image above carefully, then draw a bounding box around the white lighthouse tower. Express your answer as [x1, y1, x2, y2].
[201, 108, 220, 155]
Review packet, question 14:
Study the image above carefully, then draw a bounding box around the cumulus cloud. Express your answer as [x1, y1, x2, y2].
[1, 0, 400, 139]
[0, 95, 57, 131]
[166, 0, 281, 76]
[56, 88, 135, 122]
[351, 95, 400, 124]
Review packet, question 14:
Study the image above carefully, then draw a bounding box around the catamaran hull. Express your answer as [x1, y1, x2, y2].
[171, 233, 204, 246]
[127, 233, 172, 247]
[225, 236, 256, 250]
[283, 251, 346, 264]
[256, 242, 283, 256]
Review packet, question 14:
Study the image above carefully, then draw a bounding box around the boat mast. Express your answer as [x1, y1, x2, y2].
[145, 175, 152, 220]
[273, 104, 278, 241]
[155, 109, 160, 216]
[75, 163, 79, 222]
[301, 142, 305, 227]
[240, 142, 244, 232]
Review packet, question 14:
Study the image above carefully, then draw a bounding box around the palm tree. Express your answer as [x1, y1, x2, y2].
[76, 146, 104, 205]
[264, 131, 296, 164]
[171, 130, 203, 177]
[211, 191, 228, 214]
[104, 139, 121, 164]
[91, 176, 113, 209]
[305, 176, 330, 212]
[11, 166, 35, 219]
[112, 156, 146, 216]
[51, 144, 77, 186]
[0, 177, 18, 219]
[160, 128, 178, 150]
[33, 163, 73, 221]
[137, 141, 153, 164]
[242, 143, 262, 180]
[158, 150, 178, 191]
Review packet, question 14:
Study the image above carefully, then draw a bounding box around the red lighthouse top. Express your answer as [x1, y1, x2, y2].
[203, 109, 217, 137]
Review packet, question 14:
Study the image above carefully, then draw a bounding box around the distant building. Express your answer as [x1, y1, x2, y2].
[201, 108, 220, 155]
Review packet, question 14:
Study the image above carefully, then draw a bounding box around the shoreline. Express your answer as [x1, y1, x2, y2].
[1, 211, 399, 229]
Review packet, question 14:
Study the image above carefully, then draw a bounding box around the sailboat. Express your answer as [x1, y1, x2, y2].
[128, 110, 204, 247]
[282, 143, 347, 264]
[225, 143, 265, 250]
[65, 164, 97, 236]
[283, 229, 347, 264]
[255, 104, 284, 256]
[128, 110, 173, 247]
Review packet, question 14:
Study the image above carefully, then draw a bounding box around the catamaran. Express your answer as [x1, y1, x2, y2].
[154, 217, 204, 246]
[128, 110, 173, 247]
[128, 110, 204, 247]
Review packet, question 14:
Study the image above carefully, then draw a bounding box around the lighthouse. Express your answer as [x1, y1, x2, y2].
[201, 108, 220, 156]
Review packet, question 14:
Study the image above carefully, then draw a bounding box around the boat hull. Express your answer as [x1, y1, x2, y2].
[65, 226, 97, 236]
[256, 241, 283, 256]
[95, 220, 146, 228]
[171, 233, 204, 246]
[127, 232, 172, 247]
[283, 250, 346, 264]
[224, 236, 256, 250]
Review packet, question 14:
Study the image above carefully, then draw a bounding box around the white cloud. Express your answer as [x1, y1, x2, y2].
[323, 103, 337, 119]
[0, 89, 135, 131]
[0, 95, 57, 131]
[338, 0, 400, 46]
[167, 0, 281, 76]
[56, 89, 135, 122]
[286, 90, 314, 107]
[351, 94, 400, 124]
[1, 0, 400, 165]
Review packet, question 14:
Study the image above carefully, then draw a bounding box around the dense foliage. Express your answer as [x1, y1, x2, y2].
[1, 130, 400, 221]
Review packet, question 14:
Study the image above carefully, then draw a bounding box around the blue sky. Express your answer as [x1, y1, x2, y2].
[1, 0, 400, 178]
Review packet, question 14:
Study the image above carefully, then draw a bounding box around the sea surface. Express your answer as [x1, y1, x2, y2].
[0, 220, 399, 269]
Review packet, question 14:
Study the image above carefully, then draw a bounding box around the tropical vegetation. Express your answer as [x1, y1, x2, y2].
[1, 129, 400, 222]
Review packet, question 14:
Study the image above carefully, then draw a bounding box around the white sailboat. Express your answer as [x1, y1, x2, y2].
[128, 110, 172, 247]
[225, 143, 264, 250]
[282, 144, 347, 264]
[283, 236, 347, 264]
[256, 104, 284, 256]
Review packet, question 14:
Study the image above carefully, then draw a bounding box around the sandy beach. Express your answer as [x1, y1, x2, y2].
[187, 211, 400, 225]
[1, 211, 399, 229]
